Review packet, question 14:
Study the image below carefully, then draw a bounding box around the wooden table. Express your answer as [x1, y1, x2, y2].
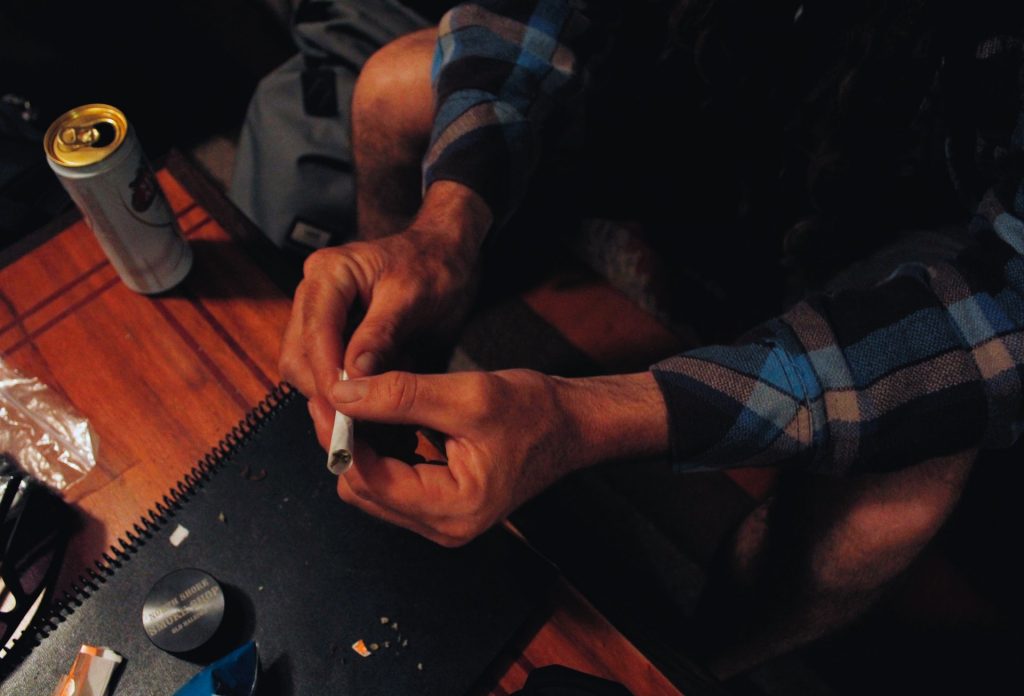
[0, 152, 683, 695]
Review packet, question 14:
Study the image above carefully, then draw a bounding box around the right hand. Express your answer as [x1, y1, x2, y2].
[279, 181, 492, 439]
[325, 369, 670, 546]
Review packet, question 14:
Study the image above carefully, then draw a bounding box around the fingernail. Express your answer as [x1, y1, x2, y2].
[354, 351, 379, 376]
[332, 378, 369, 403]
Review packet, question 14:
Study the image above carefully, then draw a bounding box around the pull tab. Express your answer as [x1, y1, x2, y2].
[58, 121, 117, 149]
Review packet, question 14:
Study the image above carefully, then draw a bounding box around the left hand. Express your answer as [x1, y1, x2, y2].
[279, 181, 492, 442]
[323, 369, 669, 547]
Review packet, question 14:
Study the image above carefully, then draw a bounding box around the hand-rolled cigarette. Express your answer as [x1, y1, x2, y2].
[327, 370, 354, 475]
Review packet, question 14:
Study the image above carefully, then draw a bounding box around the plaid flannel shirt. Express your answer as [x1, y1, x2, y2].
[425, 0, 1024, 474]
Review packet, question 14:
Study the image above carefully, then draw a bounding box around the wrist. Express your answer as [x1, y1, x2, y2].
[407, 180, 492, 264]
[553, 372, 670, 472]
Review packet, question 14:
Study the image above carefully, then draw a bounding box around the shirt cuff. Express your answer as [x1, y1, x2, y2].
[650, 328, 818, 473]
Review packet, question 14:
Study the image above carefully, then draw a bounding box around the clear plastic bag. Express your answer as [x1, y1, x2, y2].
[0, 356, 97, 491]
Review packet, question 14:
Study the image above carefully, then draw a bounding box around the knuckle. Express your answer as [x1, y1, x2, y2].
[380, 372, 419, 415]
[298, 321, 318, 345]
[463, 372, 504, 424]
[278, 352, 300, 383]
[335, 477, 354, 502]
[376, 273, 422, 309]
[452, 479, 487, 517]
[434, 535, 466, 549]
[303, 245, 365, 282]
[346, 475, 373, 501]
[302, 249, 333, 278]
[363, 316, 399, 345]
[441, 518, 485, 547]
[386, 280, 418, 308]
[278, 349, 311, 395]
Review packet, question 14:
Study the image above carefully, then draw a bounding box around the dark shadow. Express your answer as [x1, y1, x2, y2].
[257, 651, 295, 696]
[359, 422, 429, 464]
[0, 0, 295, 251]
[165, 238, 300, 302]
[0, 463, 74, 678]
[214, 583, 257, 660]
[0, 1, 294, 156]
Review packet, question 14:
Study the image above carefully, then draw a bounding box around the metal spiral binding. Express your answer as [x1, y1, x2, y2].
[2, 383, 295, 665]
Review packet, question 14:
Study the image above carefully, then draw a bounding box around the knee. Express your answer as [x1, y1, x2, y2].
[353, 27, 436, 144]
[731, 452, 974, 600]
[803, 451, 975, 598]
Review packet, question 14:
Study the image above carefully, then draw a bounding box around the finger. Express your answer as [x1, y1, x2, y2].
[330, 371, 478, 434]
[344, 281, 419, 377]
[307, 396, 336, 450]
[279, 282, 315, 396]
[336, 443, 463, 546]
[301, 276, 359, 401]
[337, 478, 461, 547]
[347, 452, 459, 515]
[343, 433, 494, 545]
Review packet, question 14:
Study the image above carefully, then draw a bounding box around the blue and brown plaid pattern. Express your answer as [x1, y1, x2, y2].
[427, 0, 1024, 474]
[424, 1, 601, 225]
[653, 191, 1024, 474]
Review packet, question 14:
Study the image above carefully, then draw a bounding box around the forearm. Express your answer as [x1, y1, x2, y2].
[391, 181, 493, 304]
[554, 372, 670, 471]
[653, 213, 1024, 475]
[408, 180, 492, 258]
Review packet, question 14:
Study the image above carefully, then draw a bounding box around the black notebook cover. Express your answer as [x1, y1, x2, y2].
[1, 387, 552, 695]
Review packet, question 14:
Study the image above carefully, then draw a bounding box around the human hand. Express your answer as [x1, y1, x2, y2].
[323, 369, 669, 547]
[279, 181, 492, 438]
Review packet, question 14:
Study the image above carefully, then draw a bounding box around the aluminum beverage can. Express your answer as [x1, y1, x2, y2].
[43, 104, 192, 294]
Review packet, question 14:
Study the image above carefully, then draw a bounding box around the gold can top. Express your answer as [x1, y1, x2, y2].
[44, 103, 129, 167]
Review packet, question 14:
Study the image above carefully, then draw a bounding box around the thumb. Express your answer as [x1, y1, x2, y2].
[330, 371, 464, 433]
[343, 283, 417, 377]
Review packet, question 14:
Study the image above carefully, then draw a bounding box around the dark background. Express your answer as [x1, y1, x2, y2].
[0, 0, 296, 248]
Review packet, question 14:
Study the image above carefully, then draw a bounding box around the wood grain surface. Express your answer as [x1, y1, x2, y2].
[0, 153, 684, 695]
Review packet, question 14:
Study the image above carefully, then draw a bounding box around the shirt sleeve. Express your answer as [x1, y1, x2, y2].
[653, 29, 1024, 476]
[652, 195, 1024, 475]
[423, 0, 607, 227]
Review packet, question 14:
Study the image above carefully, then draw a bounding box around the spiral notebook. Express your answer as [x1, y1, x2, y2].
[0, 387, 552, 695]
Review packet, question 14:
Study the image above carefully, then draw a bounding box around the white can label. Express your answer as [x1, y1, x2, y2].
[50, 133, 193, 294]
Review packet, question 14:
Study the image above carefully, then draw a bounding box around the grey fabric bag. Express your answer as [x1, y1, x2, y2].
[231, 0, 428, 252]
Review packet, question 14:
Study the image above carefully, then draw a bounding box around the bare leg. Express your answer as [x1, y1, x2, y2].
[351, 27, 437, 239]
[691, 451, 975, 679]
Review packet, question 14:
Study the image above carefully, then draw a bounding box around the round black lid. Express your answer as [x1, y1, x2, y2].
[142, 568, 226, 653]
